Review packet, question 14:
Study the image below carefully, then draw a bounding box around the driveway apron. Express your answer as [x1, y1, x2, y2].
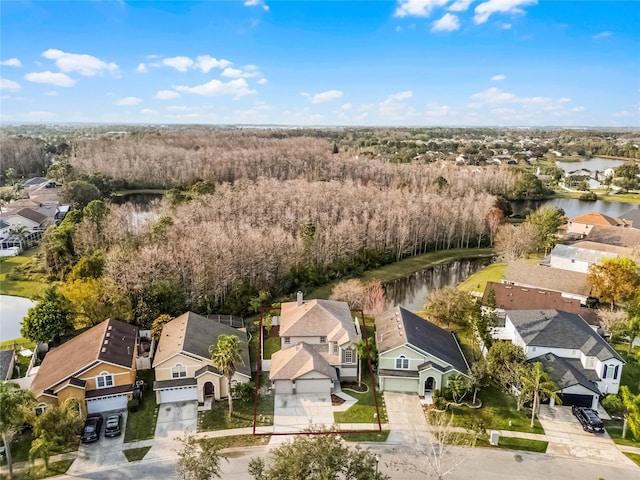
[384, 392, 430, 444]
[538, 405, 635, 467]
[154, 401, 198, 438]
[269, 393, 334, 444]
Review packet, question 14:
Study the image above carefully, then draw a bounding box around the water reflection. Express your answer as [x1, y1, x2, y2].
[384, 257, 494, 312]
[0, 295, 35, 342]
[511, 198, 636, 219]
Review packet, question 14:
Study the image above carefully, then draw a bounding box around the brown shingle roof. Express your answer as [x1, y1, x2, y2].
[15, 208, 48, 225]
[30, 319, 137, 398]
[584, 225, 640, 248]
[504, 261, 591, 297]
[269, 342, 338, 381]
[279, 299, 359, 345]
[570, 212, 631, 227]
[572, 241, 633, 257]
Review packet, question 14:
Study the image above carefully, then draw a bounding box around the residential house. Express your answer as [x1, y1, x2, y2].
[152, 312, 251, 404]
[375, 307, 470, 396]
[548, 244, 618, 274]
[566, 212, 632, 238]
[584, 225, 640, 248]
[482, 281, 601, 329]
[269, 293, 361, 395]
[490, 309, 624, 408]
[0, 349, 15, 381]
[0, 208, 52, 251]
[504, 261, 592, 304]
[29, 319, 138, 416]
[621, 208, 640, 230]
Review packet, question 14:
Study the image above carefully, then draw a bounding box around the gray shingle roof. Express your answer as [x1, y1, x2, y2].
[621, 208, 640, 229]
[532, 352, 600, 395]
[550, 244, 618, 264]
[506, 309, 623, 362]
[0, 350, 14, 381]
[504, 261, 591, 297]
[153, 378, 197, 390]
[279, 299, 359, 345]
[376, 307, 469, 375]
[585, 225, 640, 248]
[269, 342, 338, 381]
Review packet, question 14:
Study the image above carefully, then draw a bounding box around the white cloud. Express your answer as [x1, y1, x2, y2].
[163, 56, 194, 72]
[140, 108, 157, 115]
[244, 0, 269, 11]
[394, 0, 449, 18]
[432, 13, 460, 31]
[115, 96, 142, 106]
[387, 90, 413, 101]
[592, 31, 612, 40]
[379, 91, 416, 120]
[45, 90, 59, 96]
[0, 78, 21, 91]
[491, 74, 506, 81]
[311, 90, 344, 104]
[42, 49, 118, 76]
[570, 106, 585, 113]
[0, 58, 22, 67]
[221, 66, 261, 78]
[136, 63, 147, 73]
[195, 55, 232, 73]
[474, 0, 537, 24]
[499, 22, 512, 29]
[25, 71, 76, 87]
[154, 89, 181, 100]
[257, 78, 268, 85]
[341, 103, 353, 111]
[165, 105, 190, 111]
[470, 87, 516, 103]
[22, 111, 57, 121]
[448, 0, 474, 12]
[174, 78, 256, 97]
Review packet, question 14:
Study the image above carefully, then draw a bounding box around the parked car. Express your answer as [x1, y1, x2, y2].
[104, 413, 122, 438]
[572, 406, 604, 433]
[81, 414, 103, 443]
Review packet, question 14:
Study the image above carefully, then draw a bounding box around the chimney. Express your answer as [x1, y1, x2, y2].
[297, 291, 304, 306]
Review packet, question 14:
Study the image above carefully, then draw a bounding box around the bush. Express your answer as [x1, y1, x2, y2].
[233, 382, 255, 403]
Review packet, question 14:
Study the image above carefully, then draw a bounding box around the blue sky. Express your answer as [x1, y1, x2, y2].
[1, 0, 638, 126]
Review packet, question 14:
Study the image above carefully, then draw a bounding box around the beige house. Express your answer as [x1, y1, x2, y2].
[152, 312, 251, 404]
[566, 212, 631, 238]
[29, 319, 138, 416]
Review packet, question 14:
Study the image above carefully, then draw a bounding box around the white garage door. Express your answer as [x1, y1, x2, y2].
[158, 386, 198, 403]
[383, 377, 419, 393]
[86, 394, 128, 414]
[274, 381, 293, 395]
[296, 379, 330, 395]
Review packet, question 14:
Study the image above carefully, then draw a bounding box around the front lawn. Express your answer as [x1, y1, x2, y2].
[123, 446, 152, 462]
[343, 430, 390, 442]
[603, 419, 640, 447]
[613, 343, 640, 395]
[0, 431, 33, 466]
[471, 434, 548, 453]
[334, 369, 387, 424]
[448, 384, 544, 435]
[200, 434, 271, 449]
[624, 452, 640, 467]
[0, 459, 74, 480]
[124, 370, 158, 443]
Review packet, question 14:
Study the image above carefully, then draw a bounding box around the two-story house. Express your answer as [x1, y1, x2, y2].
[548, 244, 618, 274]
[269, 293, 361, 395]
[491, 309, 624, 409]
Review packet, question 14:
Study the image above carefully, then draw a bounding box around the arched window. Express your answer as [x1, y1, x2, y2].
[395, 355, 409, 369]
[96, 371, 114, 388]
[172, 363, 187, 378]
[35, 403, 47, 416]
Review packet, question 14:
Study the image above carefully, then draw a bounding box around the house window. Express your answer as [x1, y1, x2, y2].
[395, 355, 409, 369]
[96, 372, 114, 389]
[332, 342, 339, 355]
[588, 357, 595, 368]
[603, 364, 619, 379]
[320, 336, 327, 343]
[284, 337, 290, 344]
[172, 363, 187, 378]
[344, 349, 353, 364]
[35, 403, 47, 416]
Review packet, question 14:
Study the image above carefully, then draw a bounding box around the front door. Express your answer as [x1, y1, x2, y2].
[204, 381, 214, 397]
[424, 377, 435, 392]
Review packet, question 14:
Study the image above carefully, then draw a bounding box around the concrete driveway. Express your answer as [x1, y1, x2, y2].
[384, 392, 430, 444]
[66, 410, 127, 475]
[270, 393, 334, 442]
[154, 401, 198, 439]
[538, 405, 635, 467]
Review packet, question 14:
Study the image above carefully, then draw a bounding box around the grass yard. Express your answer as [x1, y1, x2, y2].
[124, 370, 158, 443]
[0, 431, 33, 466]
[603, 420, 640, 447]
[263, 336, 280, 360]
[448, 384, 544, 435]
[342, 430, 390, 442]
[123, 446, 152, 462]
[623, 452, 640, 467]
[0, 338, 35, 352]
[613, 343, 640, 395]
[200, 434, 271, 449]
[458, 433, 548, 453]
[334, 369, 387, 424]
[0, 248, 49, 298]
[199, 382, 274, 431]
[457, 262, 507, 293]
[0, 459, 75, 480]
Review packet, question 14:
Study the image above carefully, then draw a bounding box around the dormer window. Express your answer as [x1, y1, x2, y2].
[96, 372, 114, 388]
[395, 355, 409, 369]
[320, 336, 327, 343]
[172, 363, 187, 378]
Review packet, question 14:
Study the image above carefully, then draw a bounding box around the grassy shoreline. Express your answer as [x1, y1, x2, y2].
[0, 248, 49, 299]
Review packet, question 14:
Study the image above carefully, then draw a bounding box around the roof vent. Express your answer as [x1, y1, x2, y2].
[108, 325, 113, 331]
[297, 291, 304, 306]
[101, 347, 107, 353]
[106, 332, 111, 337]
[103, 340, 109, 345]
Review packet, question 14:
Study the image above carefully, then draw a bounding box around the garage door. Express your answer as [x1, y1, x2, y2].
[559, 393, 595, 408]
[274, 381, 293, 395]
[158, 386, 198, 403]
[86, 394, 128, 414]
[296, 379, 330, 395]
[383, 377, 419, 394]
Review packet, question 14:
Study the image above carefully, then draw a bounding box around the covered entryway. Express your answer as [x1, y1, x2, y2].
[203, 381, 214, 398]
[424, 376, 435, 392]
[86, 394, 128, 414]
[158, 386, 198, 404]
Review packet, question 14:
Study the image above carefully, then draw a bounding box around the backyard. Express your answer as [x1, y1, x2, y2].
[0, 248, 49, 298]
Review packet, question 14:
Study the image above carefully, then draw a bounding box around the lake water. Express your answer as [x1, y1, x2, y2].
[556, 157, 626, 173]
[0, 295, 35, 342]
[384, 257, 494, 312]
[511, 198, 638, 219]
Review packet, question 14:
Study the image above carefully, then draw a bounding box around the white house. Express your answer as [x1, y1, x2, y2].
[549, 244, 618, 274]
[491, 309, 624, 409]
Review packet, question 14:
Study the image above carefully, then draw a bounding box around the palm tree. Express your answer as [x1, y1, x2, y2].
[520, 362, 561, 428]
[0, 381, 36, 479]
[354, 337, 374, 388]
[209, 335, 244, 418]
[616, 386, 640, 440]
[9, 224, 29, 250]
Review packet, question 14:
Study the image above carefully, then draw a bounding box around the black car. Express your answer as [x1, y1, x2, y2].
[81, 414, 103, 443]
[572, 405, 604, 433]
[104, 413, 122, 438]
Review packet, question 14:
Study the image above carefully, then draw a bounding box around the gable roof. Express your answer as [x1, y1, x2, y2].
[269, 342, 338, 381]
[376, 306, 469, 374]
[621, 208, 640, 229]
[0, 350, 14, 381]
[585, 225, 640, 248]
[550, 244, 618, 264]
[482, 282, 601, 327]
[152, 311, 250, 377]
[506, 309, 623, 362]
[30, 319, 138, 398]
[279, 299, 359, 345]
[532, 352, 600, 395]
[0, 220, 9, 229]
[570, 212, 631, 227]
[504, 261, 591, 297]
[572, 241, 633, 257]
[15, 208, 48, 225]
[22, 177, 48, 187]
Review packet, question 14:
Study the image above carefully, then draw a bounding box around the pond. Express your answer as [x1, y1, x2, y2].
[511, 198, 637, 219]
[555, 157, 626, 174]
[384, 257, 494, 312]
[0, 295, 35, 342]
